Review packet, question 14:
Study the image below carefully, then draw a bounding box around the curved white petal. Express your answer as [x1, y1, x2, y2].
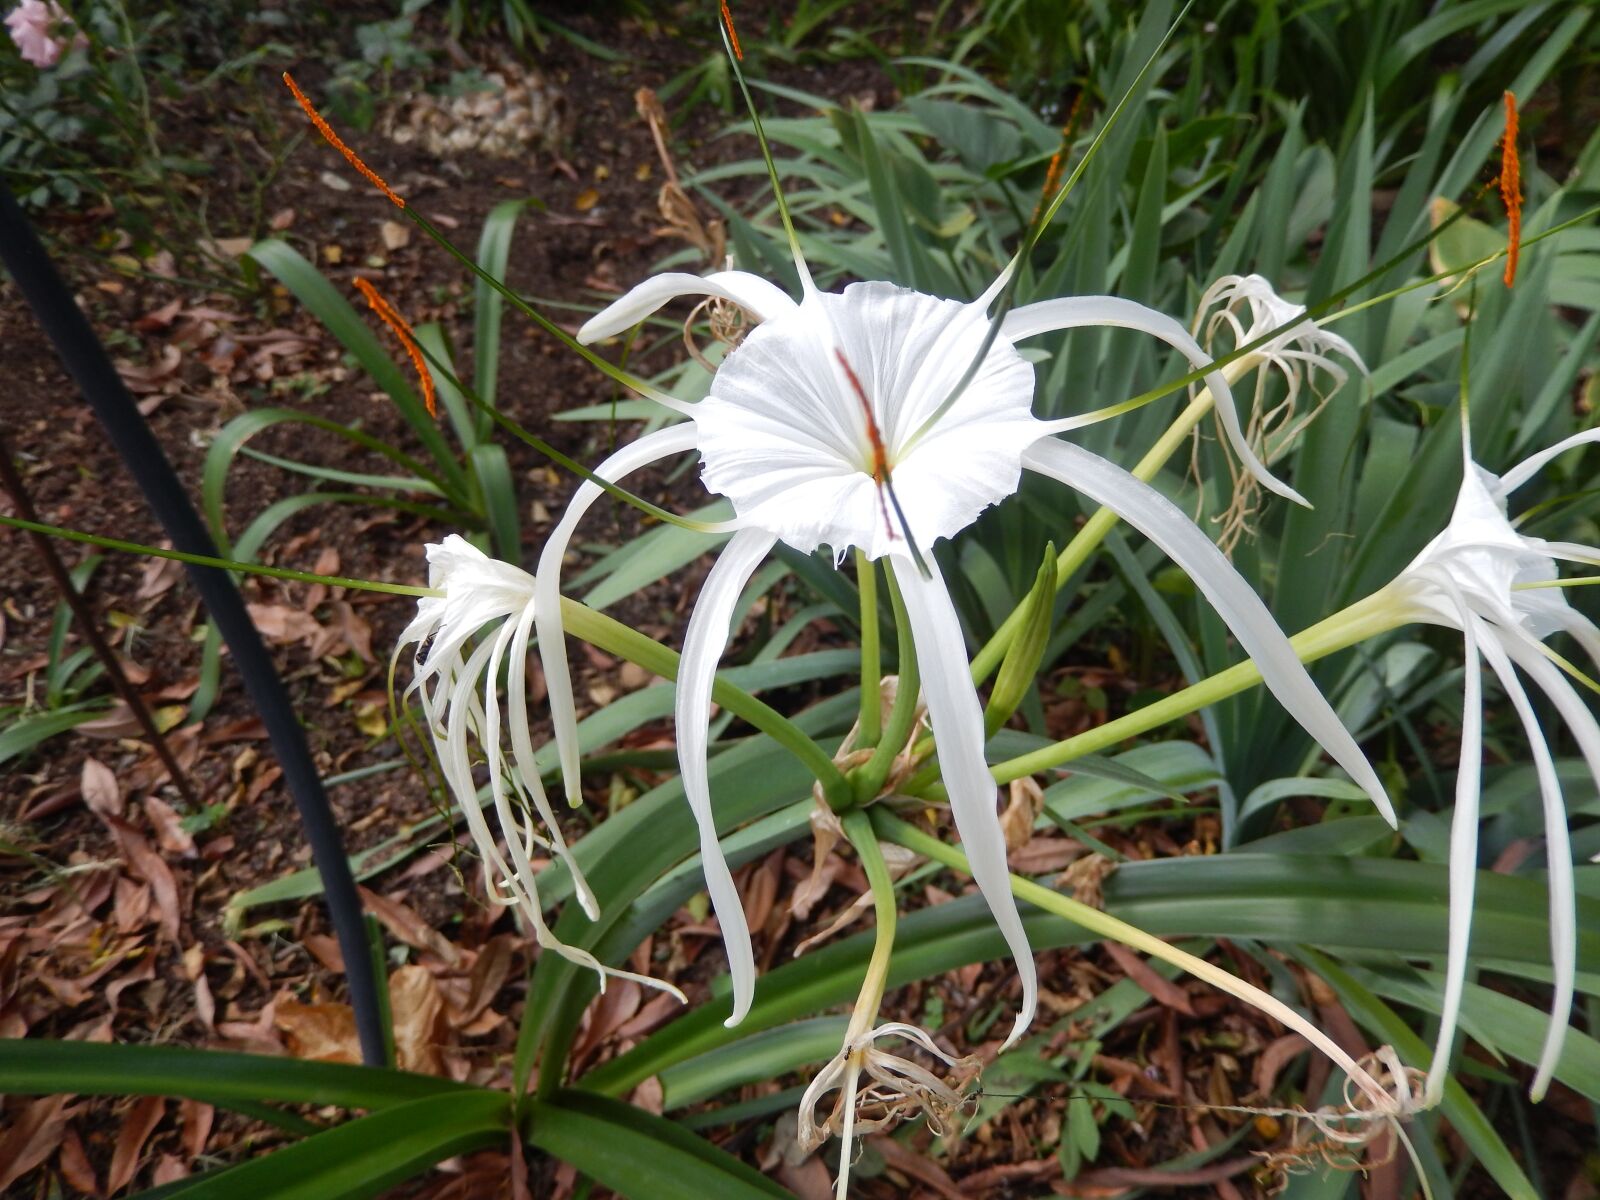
[1425, 576, 1485, 1106]
[676, 528, 778, 1027]
[1496, 636, 1599, 1100]
[1004, 296, 1308, 507]
[1023, 437, 1393, 822]
[536, 426, 713, 806]
[1501, 428, 1600, 494]
[890, 555, 1037, 1049]
[578, 270, 799, 344]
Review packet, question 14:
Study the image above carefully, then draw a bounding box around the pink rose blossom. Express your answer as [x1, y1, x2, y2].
[6, 0, 82, 69]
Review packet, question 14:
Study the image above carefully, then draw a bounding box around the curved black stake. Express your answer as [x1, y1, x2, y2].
[0, 183, 386, 1067]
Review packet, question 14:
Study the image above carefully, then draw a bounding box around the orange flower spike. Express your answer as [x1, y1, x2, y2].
[1500, 90, 1522, 288]
[282, 72, 406, 209]
[720, 0, 743, 60]
[354, 277, 437, 418]
[1031, 98, 1082, 225]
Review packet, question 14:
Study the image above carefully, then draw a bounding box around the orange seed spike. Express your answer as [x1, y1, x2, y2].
[282, 71, 405, 209]
[720, 0, 743, 60]
[1500, 90, 1521, 288]
[354, 277, 437, 418]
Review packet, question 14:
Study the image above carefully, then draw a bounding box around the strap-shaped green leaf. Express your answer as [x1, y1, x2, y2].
[0, 1040, 477, 1111]
[142, 1090, 510, 1200]
[526, 1089, 792, 1200]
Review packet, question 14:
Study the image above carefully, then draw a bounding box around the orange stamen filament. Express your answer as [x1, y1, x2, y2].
[1500, 90, 1521, 288]
[720, 1, 743, 60]
[354, 277, 437, 418]
[283, 72, 405, 209]
[834, 348, 896, 542]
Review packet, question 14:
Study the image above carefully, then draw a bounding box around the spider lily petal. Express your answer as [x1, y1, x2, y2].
[577, 269, 800, 343]
[891, 555, 1037, 1048]
[399, 536, 682, 999]
[1004, 296, 1309, 507]
[534, 426, 738, 806]
[1196, 273, 1365, 385]
[676, 527, 778, 1026]
[1022, 438, 1394, 821]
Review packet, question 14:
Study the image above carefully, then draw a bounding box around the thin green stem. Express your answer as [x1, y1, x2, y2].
[856, 550, 882, 747]
[869, 808, 1396, 1111]
[0, 513, 438, 597]
[853, 568, 919, 804]
[988, 589, 1406, 784]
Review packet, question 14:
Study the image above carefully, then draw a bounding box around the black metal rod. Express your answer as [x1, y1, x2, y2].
[0, 183, 386, 1067]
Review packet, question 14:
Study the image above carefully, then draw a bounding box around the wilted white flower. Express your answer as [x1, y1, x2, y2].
[5, 0, 82, 69]
[398, 535, 683, 1000]
[528, 264, 1394, 1045]
[1379, 429, 1600, 1103]
[1194, 274, 1366, 550]
[798, 1021, 978, 1197]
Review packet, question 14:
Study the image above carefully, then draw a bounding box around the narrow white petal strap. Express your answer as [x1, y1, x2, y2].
[1003, 296, 1308, 507]
[676, 527, 777, 1028]
[578, 271, 799, 344]
[1023, 438, 1393, 823]
[889, 555, 1038, 1050]
[1501, 428, 1600, 494]
[1496, 635, 1598, 1100]
[1424, 575, 1485, 1106]
[536, 426, 706, 806]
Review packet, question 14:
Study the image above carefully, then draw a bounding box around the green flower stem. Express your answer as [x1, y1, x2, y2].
[869, 808, 1395, 1111]
[989, 588, 1406, 784]
[0, 513, 439, 597]
[970, 359, 1253, 685]
[841, 810, 897, 1035]
[559, 596, 850, 807]
[852, 568, 920, 805]
[857, 550, 882, 747]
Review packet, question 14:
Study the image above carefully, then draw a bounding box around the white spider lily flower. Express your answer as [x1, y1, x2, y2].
[533, 268, 1392, 1045]
[399, 535, 684, 1002]
[1379, 429, 1600, 1105]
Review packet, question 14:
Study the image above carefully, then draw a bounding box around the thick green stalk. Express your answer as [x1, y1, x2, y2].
[856, 550, 881, 747]
[870, 809, 1396, 1111]
[560, 596, 850, 807]
[852, 568, 920, 804]
[841, 810, 897, 1030]
[988, 588, 1405, 784]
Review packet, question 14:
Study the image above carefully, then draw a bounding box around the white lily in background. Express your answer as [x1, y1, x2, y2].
[397, 535, 684, 1001]
[1377, 428, 1600, 1104]
[1193, 274, 1366, 550]
[529, 260, 1395, 1043]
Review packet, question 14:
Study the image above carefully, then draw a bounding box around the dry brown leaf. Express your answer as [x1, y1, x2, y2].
[179, 1099, 213, 1164]
[144, 796, 197, 858]
[107, 1094, 165, 1194]
[359, 887, 460, 966]
[389, 965, 445, 1075]
[247, 603, 322, 644]
[454, 935, 514, 1027]
[102, 817, 181, 942]
[81, 757, 122, 816]
[0, 1096, 71, 1191]
[57, 1125, 98, 1196]
[380, 220, 411, 250]
[1101, 941, 1196, 1016]
[1000, 776, 1044, 852]
[275, 998, 361, 1064]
